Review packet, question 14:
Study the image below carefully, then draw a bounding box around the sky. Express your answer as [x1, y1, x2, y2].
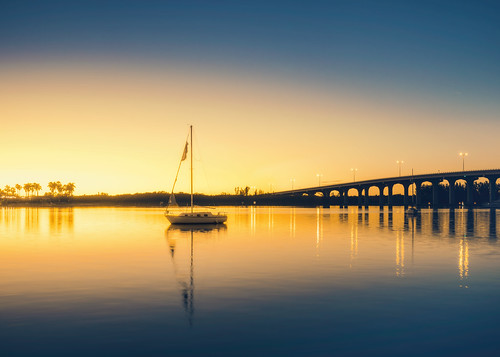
[1, 0, 499, 195]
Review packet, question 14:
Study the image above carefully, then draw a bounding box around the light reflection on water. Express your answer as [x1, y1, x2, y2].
[1, 206, 500, 356]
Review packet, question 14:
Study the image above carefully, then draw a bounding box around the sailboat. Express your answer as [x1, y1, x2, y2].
[165, 125, 228, 224]
[406, 169, 418, 215]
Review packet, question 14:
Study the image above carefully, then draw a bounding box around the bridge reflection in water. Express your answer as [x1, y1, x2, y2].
[298, 206, 498, 288]
[330, 207, 497, 237]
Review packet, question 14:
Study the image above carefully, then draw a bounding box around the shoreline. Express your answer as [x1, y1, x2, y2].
[1, 190, 499, 208]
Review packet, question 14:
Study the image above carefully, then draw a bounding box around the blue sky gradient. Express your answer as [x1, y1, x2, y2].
[1, 1, 499, 193]
[2, 1, 499, 99]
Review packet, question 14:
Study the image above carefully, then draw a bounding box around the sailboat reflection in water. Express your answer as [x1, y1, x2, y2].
[165, 125, 227, 224]
[165, 225, 227, 326]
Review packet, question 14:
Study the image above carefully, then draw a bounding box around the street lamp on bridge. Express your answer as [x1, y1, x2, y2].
[351, 168, 357, 182]
[459, 152, 468, 171]
[290, 178, 295, 190]
[316, 173, 323, 186]
[396, 160, 404, 177]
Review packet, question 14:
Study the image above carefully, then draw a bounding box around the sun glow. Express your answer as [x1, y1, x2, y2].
[1, 60, 499, 195]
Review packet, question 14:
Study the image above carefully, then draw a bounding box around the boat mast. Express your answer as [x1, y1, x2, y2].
[190, 125, 193, 213]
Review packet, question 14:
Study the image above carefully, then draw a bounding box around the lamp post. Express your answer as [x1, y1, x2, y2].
[396, 160, 404, 177]
[351, 168, 357, 182]
[459, 152, 468, 171]
[316, 174, 322, 186]
[290, 178, 295, 190]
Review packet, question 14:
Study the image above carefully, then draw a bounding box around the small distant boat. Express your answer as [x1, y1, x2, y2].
[165, 125, 227, 225]
[406, 206, 418, 215]
[406, 169, 418, 215]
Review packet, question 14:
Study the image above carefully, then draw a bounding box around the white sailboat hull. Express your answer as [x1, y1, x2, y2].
[166, 211, 227, 224]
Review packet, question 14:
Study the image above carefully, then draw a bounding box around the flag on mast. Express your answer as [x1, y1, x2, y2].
[181, 142, 188, 161]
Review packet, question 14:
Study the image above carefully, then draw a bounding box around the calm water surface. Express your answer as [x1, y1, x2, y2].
[1, 206, 500, 356]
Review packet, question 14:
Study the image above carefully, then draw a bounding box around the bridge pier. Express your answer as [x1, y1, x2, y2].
[415, 181, 422, 207]
[343, 189, 348, 207]
[322, 190, 330, 207]
[364, 187, 370, 207]
[432, 180, 440, 208]
[378, 185, 384, 207]
[403, 183, 409, 206]
[488, 176, 498, 204]
[357, 188, 363, 207]
[387, 184, 393, 207]
[466, 178, 476, 207]
[448, 178, 457, 207]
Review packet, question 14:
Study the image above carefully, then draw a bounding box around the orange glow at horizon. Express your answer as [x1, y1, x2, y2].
[1, 60, 499, 195]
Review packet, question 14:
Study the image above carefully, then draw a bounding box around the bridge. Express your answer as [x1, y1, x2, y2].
[271, 169, 500, 207]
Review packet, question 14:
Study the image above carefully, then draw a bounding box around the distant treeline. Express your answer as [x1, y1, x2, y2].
[1, 181, 75, 199]
[1, 182, 498, 207]
[0, 192, 253, 207]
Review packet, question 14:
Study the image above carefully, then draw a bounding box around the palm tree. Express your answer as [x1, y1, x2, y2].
[4, 185, 12, 198]
[48, 182, 58, 196]
[15, 184, 22, 197]
[23, 183, 32, 198]
[29, 183, 35, 197]
[32, 183, 42, 196]
[56, 181, 63, 196]
[63, 182, 76, 196]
